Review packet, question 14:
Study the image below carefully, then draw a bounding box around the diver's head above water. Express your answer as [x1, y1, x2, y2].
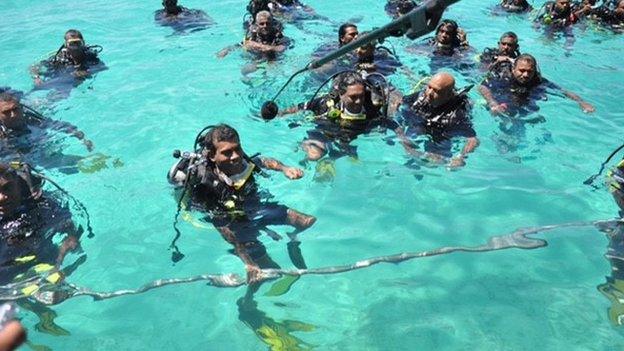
[63, 29, 89, 64]
[335, 73, 367, 118]
[423, 72, 456, 109]
[554, 0, 571, 14]
[254, 11, 278, 39]
[512, 54, 539, 86]
[434, 19, 459, 46]
[338, 23, 358, 47]
[616, 0, 624, 17]
[355, 32, 375, 63]
[498, 31, 519, 56]
[0, 164, 27, 218]
[0, 93, 26, 131]
[163, 0, 182, 14]
[202, 124, 246, 176]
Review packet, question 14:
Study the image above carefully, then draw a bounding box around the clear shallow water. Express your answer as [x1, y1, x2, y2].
[1, 0, 624, 349]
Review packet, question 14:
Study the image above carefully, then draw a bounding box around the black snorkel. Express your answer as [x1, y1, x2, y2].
[260, 0, 462, 120]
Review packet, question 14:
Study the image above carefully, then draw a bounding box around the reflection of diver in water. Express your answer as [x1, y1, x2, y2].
[237, 287, 316, 351]
[597, 160, 624, 326]
[0, 163, 87, 336]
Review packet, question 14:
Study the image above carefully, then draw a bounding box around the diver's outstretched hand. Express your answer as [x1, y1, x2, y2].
[283, 167, 304, 180]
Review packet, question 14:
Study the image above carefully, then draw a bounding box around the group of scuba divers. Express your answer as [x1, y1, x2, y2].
[1, 0, 624, 345]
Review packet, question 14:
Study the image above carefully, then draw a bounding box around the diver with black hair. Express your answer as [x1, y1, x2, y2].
[407, 19, 474, 75]
[30, 29, 106, 98]
[479, 32, 521, 79]
[396, 72, 479, 169]
[353, 32, 405, 78]
[534, 0, 593, 28]
[154, 0, 214, 34]
[479, 54, 595, 116]
[280, 72, 398, 174]
[168, 124, 315, 284]
[0, 162, 86, 334]
[0, 91, 97, 174]
[385, 0, 421, 19]
[245, 0, 325, 31]
[498, 0, 533, 13]
[590, 0, 624, 31]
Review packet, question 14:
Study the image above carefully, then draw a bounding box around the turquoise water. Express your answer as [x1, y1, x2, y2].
[2, 0, 624, 349]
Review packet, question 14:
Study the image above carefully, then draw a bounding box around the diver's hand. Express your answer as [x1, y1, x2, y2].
[424, 152, 446, 164]
[283, 167, 304, 180]
[496, 55, 512, 63]
[246, 264, 264, 284]
[580, 102, 595, 113]
[0, 320, 26, 351]
[448, 156, 466, 169]
[489, 103, 508, 116]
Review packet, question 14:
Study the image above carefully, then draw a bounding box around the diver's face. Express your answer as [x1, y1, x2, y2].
[340, 84, 366, 113]
[211, 140, 245, 175]
[341, 27, 358, 45]
[616, 1, 624, 16]
[0, 175, 23, 217]
[424, 80, 453, 108]
[0, 100, 25, 130]
[513, 60, 536, 85]
[555, 0, 570, 12]
[498, 37, 518, 55]
[256, 17, 273, 36]
[436, 25, 455, 45]
[65, 36, 87, 62]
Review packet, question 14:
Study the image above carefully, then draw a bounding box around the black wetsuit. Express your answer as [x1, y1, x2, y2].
[500, 0, 532, 12]
[301, 93, 392, 158]
[535, 1, 580, 27]
[591, 5, 624, 29]
[481, 73, 556, 117]
[182, 158, 290, 260]
[0, 195, 75, 285]
[385, 0, 420, 18]
[154, 7, 214, 33]
[399, 92, 475, 157]
[479, 47, 520, 79]
[1, 110, 87, 174]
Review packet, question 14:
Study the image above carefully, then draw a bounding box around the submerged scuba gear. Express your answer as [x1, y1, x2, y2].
[260, 0, 462, 119]
[585, 142, 624, 188]
[2, 162, 95, 239]
[168, 125, 267, 262]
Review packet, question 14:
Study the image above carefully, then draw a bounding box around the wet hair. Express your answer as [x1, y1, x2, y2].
[256, 10, 272, 22]
[436, 19, 459, 35]
[334, 72, 366, 95]
[202, 124, 241, 154]
[500, 31, 518, 42]
[513, 54, 538, 69]
[0, 92, 19, 104]
[338, 23, 357, 44]
[163, 0, 178, 5]
[64, 29, 84, 40]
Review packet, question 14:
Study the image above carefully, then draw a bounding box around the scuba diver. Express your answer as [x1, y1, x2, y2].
[280, 72, 398, 176]
[498, 0, 533, 13]
[385, 0, 421, 19]
[217, 11, 290, 61]
[596, 157, 624, 326]
[478, 54, 595, 116]
[407, 19, 474, 75]
[590, 0, 624, 31]
[30, 30, 105, 99]
[479, 32, 521, 79]
[534, 0, 593, 28]
[167, 124, 316, 284]
[0, 91, 96, 174]
[154, 0, 214, 34]
[395, 72, 479, 169]
[0, 162, 86, 335]
[352, 32, 404, 78]
[308, 23, 360, 83]
[245, 0, 326, 31]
